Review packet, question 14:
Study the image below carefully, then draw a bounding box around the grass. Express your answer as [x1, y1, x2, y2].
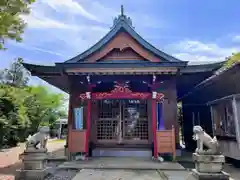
[48, 139, 66, 143]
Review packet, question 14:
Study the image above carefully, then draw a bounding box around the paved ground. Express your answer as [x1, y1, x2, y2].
[71, 169, 190, 180]
[58, 157, 188, 180]
[60, 157, 184, 170]
[179, 151, 240, 180]
[73, 169, 165, 180]
[0, 140, 66, 180]
[1, 143, 240, 180]
[223, 163, 240, 180]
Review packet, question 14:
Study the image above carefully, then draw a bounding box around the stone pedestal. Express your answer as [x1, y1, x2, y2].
[186, 153, 230, 180]
[193, 153, 225, 173]
[16, 146, 49, 180]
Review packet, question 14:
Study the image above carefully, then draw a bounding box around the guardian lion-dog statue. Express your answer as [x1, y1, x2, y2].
[26, 126, 50, 150]
[193, 125, 220, 155]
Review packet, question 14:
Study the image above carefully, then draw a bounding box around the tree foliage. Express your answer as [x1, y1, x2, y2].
[224, 52, 240, 68]
[0, 59, 66, 147]
[0, 0, 35, 49]
[25, 86, 65, 132]
[0, 57, 29, 87]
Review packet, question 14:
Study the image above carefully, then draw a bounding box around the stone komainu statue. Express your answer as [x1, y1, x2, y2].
[26, 126, 50, 149]
[192, 125, 221, 155]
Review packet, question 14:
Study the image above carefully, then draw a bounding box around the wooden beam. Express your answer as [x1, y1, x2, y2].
[65, 67, 178, 74]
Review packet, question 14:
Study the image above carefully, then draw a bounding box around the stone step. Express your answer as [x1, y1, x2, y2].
[92, 148, 152, 158]
[58, 157, 185, 170]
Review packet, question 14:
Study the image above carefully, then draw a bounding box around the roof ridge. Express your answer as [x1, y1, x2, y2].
[64, 19, 184, 63]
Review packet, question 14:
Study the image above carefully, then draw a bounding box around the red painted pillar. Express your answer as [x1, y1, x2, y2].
[85, 99, 91, 156]
[152, 99, 157, 158]
[67, 95, 72, 153]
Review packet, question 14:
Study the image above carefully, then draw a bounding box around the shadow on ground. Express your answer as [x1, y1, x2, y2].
[48, 148, 65, 159]
[0, 161, 22, 178]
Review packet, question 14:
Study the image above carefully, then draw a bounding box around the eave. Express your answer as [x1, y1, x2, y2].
[180, 61, 225, 74]
[178, 62, 240, 101]
[56, 61, 187, 68]
[23, 63, 61, 76]
[23, 63, 69, 93]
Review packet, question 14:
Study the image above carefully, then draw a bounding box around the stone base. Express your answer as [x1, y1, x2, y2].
[19, 150, 48, 170]
[23, 159, 48, 170]
[24, 146, 47, 153]
[185, 169, 230, 180]
[16, 168, 49, 180]
[193, 153, 225, 173]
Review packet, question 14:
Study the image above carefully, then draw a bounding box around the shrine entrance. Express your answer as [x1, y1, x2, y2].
[94, 99, 150, 146]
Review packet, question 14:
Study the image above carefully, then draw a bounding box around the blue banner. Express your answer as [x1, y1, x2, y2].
[157, 103, 164, 130]
[74, 107, 83, 130]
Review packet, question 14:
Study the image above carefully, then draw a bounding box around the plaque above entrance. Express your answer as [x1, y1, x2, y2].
[79, 83, 164, 101]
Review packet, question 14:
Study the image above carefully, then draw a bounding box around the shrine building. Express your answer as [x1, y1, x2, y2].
[23, 7, 224, 159]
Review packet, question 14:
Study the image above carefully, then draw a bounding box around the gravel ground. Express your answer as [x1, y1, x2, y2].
[72, 169, 164, 180]
[45, 169, 79, 180]
[0, 140, 65, 180]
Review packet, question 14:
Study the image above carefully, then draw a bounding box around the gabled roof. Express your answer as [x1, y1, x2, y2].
[64, 8, 184, 64]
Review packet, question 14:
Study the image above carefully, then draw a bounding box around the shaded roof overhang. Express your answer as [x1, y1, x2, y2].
[23, 61, 224, 96]
[23, 63, 70, 93]
[178, 62, 240, 103]
[23, 63, 61, 76]
[180, 61, 225, 74]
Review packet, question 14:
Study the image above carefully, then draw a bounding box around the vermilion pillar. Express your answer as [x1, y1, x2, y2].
[152, 99, 157, 158]
[85, 98, 91, 156]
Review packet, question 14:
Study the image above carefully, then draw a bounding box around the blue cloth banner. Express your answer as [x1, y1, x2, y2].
[156, 103, 164, 130]
[74, 107, 83, 130]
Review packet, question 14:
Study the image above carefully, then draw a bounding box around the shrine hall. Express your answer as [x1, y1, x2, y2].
[23, 7, 224, 160]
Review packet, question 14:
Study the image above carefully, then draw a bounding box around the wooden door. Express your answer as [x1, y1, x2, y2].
[122, 99, 149, 144]
[95, 99, 149, 146]
[95, 99, 120, 144]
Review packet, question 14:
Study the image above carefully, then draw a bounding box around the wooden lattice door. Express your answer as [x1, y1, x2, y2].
[96, 99, 120, 143]
[122, 99, 149, 144]
[95, 99, 149, 145]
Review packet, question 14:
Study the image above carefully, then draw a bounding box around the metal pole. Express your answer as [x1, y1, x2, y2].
[210, 106, 215, 136]
[232, 96, 240, 149]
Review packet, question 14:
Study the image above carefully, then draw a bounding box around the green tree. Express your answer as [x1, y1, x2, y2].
[0, 84, 30, 146]
[224, 52, 240, 68]
[0, 57, 29, 87]
[0, 59, 66, 147]
[0, 0, 35, 49]
[0, 84, 65, 147]
[24, 86, 65, 133]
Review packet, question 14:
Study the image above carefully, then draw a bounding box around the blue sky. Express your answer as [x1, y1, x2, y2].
[1, 0, 240, 94]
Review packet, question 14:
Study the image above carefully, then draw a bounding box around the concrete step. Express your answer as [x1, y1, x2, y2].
[92, 148, 152, 158]
[58, 157, 185, 170]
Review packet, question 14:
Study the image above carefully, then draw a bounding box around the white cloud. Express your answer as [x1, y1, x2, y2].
[174, 53, 223, 63]
[24, 45, 65, 57]
[80, 1, 118, 24]
[16, 0, 163, 63]
[176, 40, 238, 57]
[17, 0, 113, 60]
[232, 35, 240, 42]
[169, 40, 240, 62]
[22, 14, 80, 30]
[42, 0, 99, 22]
